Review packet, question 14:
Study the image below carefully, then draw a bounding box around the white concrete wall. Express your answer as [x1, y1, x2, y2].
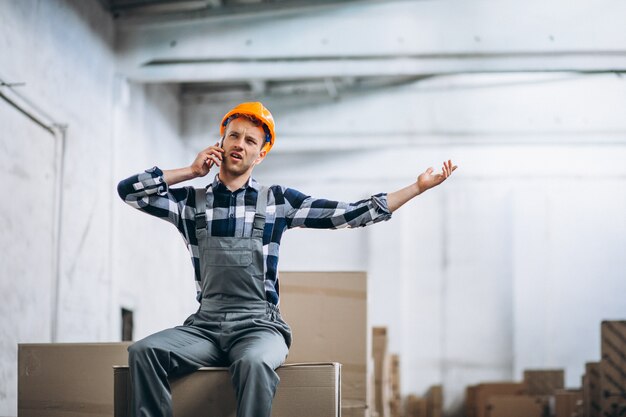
[0, 1, 197, 415]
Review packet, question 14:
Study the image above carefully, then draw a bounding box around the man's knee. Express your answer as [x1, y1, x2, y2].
[128, 337, 161, 365]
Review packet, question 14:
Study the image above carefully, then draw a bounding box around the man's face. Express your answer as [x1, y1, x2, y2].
[220, 117, 267, 177]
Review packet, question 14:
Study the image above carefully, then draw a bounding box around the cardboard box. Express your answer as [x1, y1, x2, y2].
[18, 342, 131, 417]
[524, 369, 565, 396]
[406, 394, 428, 417]
[486, 395, 547, 417]
[389, 354, 401, 417]
[583, 362, 601, 417]
[466, 386, 477, 417]
[114, 363, 341, 417]
[372, 327, 389, 417]
[600, 320, 626, 417]
[474, 382, 527, 417]
[554, 389, 583, 417]
[426, 385, 443, 417]
[279, 271, 368, 412]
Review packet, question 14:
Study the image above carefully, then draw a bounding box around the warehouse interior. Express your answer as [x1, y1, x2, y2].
[1, 1, 626, 416]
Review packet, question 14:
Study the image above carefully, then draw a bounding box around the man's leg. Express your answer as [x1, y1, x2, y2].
[227, 330, 289, 417]
[128, 325, 225, 417]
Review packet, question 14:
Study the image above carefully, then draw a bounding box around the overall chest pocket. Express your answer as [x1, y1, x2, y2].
[201, 237, 255, 267]
[203, 249, 253, 267]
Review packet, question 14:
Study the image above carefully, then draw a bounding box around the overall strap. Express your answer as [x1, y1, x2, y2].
[195, 187, 207, 239]
[252, 187, 268, 239]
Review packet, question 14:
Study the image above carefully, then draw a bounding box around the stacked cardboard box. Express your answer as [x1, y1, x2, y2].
[524, 369, 565, 396]
[373, 326, 390, 417]
[583, 362, 601, 417]
[406, 394, 428, 417]
[426, 385, 443, 417]
[389, 354, 402, 417]
[554, 389, 583, 417]
[114, 363, 341, 417]
[466, 386, 477, 417]
[600, 320, 626, 417]
[18, 343, 131, 417]
[470, 382, 527, 417]
[486, 395, 548, 417]
[279, 271, 369, 416]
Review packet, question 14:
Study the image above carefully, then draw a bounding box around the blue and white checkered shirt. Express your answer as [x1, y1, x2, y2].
[117, 166, 392, 305]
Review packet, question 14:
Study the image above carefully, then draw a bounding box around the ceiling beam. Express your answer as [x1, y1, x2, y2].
[116, 0, 626, 83]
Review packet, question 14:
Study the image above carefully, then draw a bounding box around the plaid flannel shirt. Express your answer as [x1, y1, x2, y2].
[117, 166, 392, 305]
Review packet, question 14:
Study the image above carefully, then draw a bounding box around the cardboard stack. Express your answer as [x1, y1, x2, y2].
[426, 385, 443, 417]
[279, 271, 370, 417]
[466, 386, 477, 417]
[486, 395, 548, 417]
[389, 354, 402, 417]
[469, 382, 527, 417]
[600, 320, 626, 417]
[406, 394, 428, 417]
[554, 389, 583, 417]
[373, 326, 390, 417]
[583, 362, 601, 417]
[114, 363, 341, 417]
[524, 369, 565, 396]
[18, 343, 131, 417]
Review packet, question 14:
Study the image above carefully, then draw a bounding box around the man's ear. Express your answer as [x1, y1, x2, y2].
[254, 149, 268, 166]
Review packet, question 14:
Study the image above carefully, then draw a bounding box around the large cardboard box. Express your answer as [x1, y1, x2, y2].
[583, 362, 601, 417]
[426, 385, 443, 417]
[18, 343, 131, 417]
[600, 320, 626, 417]
[372, 327, 389, 417]
[279, 271, 369, 411]
[389, 354, 402, 417]
[114, 363, 341, 417]
[524, 369, 565, 396]
[554, 389, 583, 417]
[474, 383, 527, 417]
[486, 395, 547, 417]
[406, 394, 428, 417]
[466, 386, 477, 417]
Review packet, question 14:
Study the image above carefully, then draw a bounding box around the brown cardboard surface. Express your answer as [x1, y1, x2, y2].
[523, 369, 565, 396]
[600, 320, 626, 417]
[474, 382, 527, 417]
[389, 354, 401, 417]
[554, 389, 583, 417]
[600, 321, 626, 394]
[584, 362, 601, 417]
[372, 327, 389, 417]
[115, 363, 341, 417]
[279, 271, 368, 405]
[406, 395, 428, 417]
[18, 343, 131, 417]
[426, 385, 443, 417]
[466, 386, 477, 417]
[600, 361, 626, 417]
[486, 395, 547, 417]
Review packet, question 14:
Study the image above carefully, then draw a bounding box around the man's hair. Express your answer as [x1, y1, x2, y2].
[223, 113, 271, 150]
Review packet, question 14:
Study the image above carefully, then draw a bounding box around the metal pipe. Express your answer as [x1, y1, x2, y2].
[0, 78, 67, 342]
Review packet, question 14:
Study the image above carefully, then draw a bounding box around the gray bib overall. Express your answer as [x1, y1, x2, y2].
[128, 185, 292, 417]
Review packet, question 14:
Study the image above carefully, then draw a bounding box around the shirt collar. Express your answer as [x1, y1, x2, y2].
[209, 174, 260, 193]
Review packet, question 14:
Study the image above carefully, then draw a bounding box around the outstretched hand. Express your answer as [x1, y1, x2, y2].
[417, 160, 457, 193]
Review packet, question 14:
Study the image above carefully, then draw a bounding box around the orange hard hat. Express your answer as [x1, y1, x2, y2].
[220, 102, 276, 152]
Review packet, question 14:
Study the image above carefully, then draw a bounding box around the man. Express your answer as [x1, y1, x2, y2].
[117, 101, 457, 417]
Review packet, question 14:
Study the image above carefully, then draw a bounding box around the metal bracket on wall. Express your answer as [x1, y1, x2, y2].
[0, 76, 68, 343]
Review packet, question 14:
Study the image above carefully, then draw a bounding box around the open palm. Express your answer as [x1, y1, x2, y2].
[417, 160, 457, 193]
